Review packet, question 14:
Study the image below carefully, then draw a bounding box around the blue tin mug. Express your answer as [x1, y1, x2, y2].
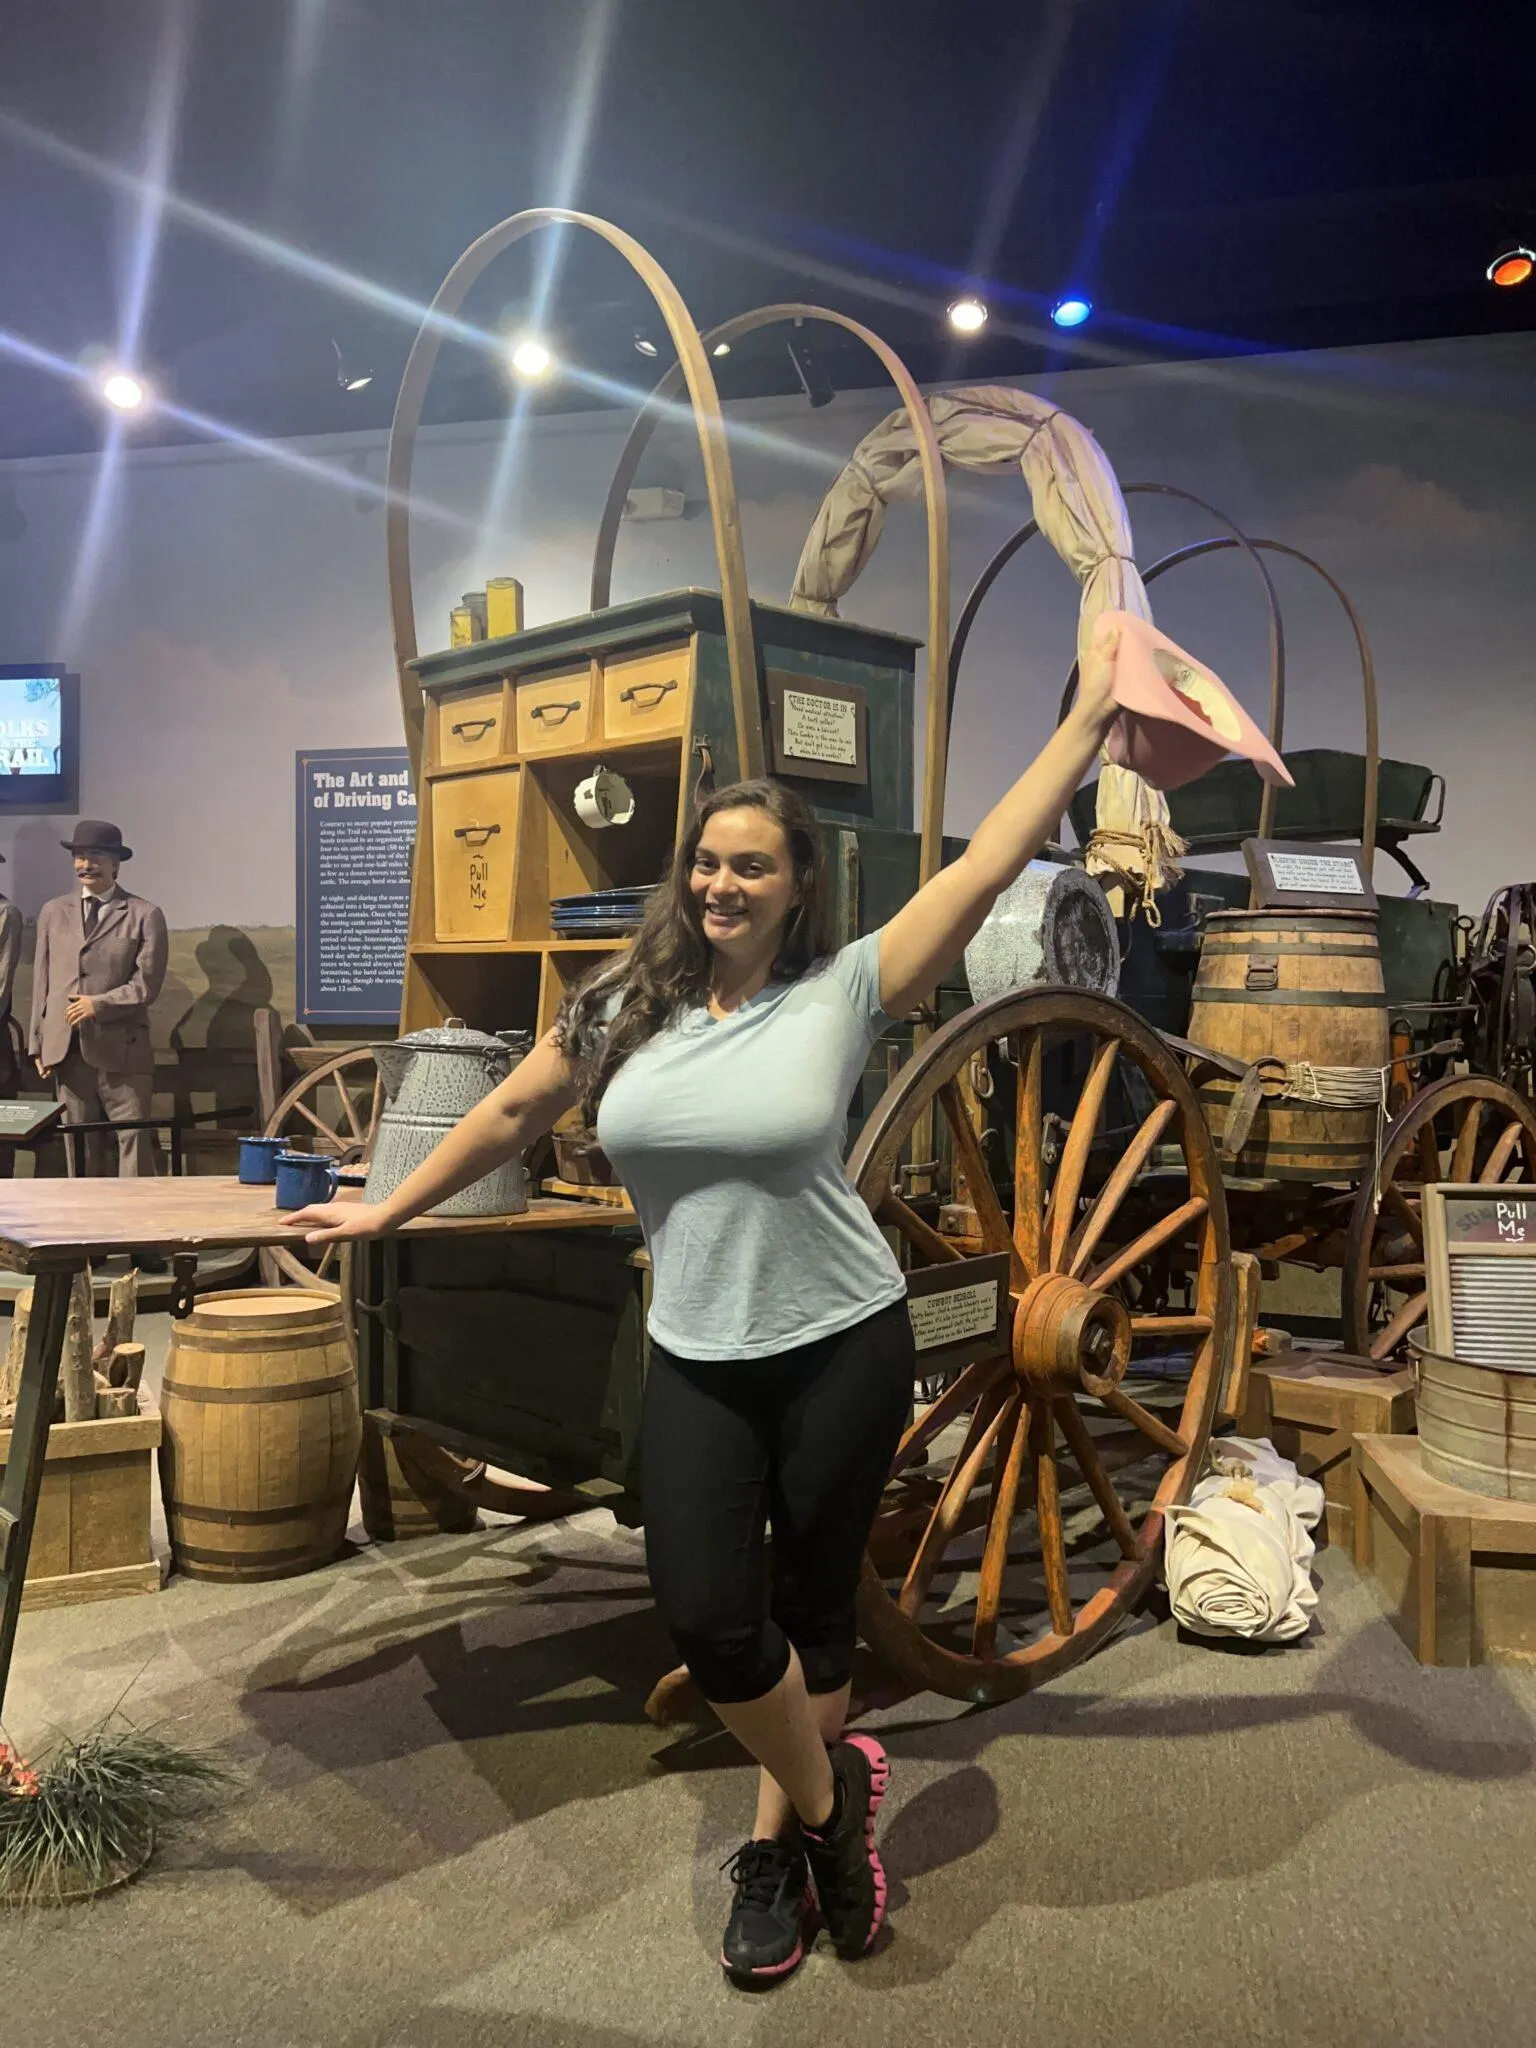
[238, 1135, 288, 1185]
[274, 1150, 339, 1210]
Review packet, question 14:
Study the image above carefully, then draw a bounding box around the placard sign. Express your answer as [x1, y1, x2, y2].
[1242, 837, 1377, 911]
[1266, 852, 1365, 895]
[296, 748, 417, 1025]
[783, 689, 859, 767]
[766, 669, 869, 785]
[0, 1101, 63, 1145]
[904, 1252, 1012, 1375]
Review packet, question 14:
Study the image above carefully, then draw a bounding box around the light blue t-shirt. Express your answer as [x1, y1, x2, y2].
[596, 931, 906, 1360]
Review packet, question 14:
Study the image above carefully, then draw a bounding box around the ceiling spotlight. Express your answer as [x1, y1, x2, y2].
[1050, 295, 1093, 329]
[1487, 246, 1535, 289]
[98, 368, 148, 412]
[633, 329, 660, 358]
[787, 327, 834, 409]
[947, 295, 988, 334]
[332, 339, 373, 392]
[509, 335, 554, 380]
[711, 340, 731, 357]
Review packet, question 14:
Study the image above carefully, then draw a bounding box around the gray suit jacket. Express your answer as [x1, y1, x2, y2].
[29, 888, 168, 1076]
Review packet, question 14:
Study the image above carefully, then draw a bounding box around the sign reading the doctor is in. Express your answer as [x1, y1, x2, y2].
[296, 748, 417, 1025]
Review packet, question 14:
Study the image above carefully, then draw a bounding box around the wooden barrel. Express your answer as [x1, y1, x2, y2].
[159, 1289, 362, 1581]
[358, 1417, 479, 1540]
[1411, 1333, 1536, 1501]
[1190, 909, 1389, 1183]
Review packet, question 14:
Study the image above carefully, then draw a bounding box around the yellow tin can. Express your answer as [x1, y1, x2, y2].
[449, 605, 478, 647]
[486, 576, 525, 638]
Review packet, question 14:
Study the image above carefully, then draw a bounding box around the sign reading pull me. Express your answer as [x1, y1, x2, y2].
[904, 1253, 1012, 1374]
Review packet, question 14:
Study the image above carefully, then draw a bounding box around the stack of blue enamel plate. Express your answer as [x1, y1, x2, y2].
[550, 885, 655, 939]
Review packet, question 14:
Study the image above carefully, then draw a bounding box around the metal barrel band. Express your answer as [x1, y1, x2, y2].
[160, 1371, 356, 1404]
[167, 1490, 354, 1527]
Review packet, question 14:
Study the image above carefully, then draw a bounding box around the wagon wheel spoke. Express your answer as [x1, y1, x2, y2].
[1131, 1313, 1213, 1340]
[1043, 1038, 1119, 1272]
[1367, 1262, 1426, 1284]
[1381, 1184, 1424, 1246]
[1480, 1120, 1527, 1184]
[1013, 1028, 1044, 1279]
[892, 1355, 1010, 1475]
[1450, 1099, 1484, 1183]
[335, 1081, 369, 1144]
[1065, 1097, 1178, 1280]
[899, 1386, 1018, 1619]
[1054, 1394, 1139, 1559]
[1371, 1289, 1428, 1361]
[1100, 1386, 1189, 1458]
[937, 1080, 1021, 1282]
[878, 1192, 964, 1267]
[1414, 1120, 1442, 1187]
[971, 1396, 1031, 1659]
[1086, 1194, 1208, 1294]
[1030, 1401, 1073, 1639]
[288, 1097, 348, 1151]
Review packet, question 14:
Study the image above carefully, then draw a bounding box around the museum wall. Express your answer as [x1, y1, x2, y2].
[0, 330, 1529, 1045]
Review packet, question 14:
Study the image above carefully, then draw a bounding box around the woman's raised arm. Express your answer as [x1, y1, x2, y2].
[877, 626, 1121, 1019]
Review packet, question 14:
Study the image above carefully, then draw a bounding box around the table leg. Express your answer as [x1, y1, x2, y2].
[0, 1265, 79, 1725]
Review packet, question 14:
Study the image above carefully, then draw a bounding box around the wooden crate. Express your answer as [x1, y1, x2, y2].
[1353, 1432, 1536, 1667]
[1237, 1353, 1415, 1547]
[0, 1408, 162, 1609]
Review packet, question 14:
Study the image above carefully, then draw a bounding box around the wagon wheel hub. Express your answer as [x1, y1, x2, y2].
[1012, 1272, 1131, 1399]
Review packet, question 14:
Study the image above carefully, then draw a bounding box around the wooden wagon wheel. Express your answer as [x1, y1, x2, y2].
[1342, 1074, 1536, 1360]
[260, 1048, 383, 1293]
[849, 987, 1233, 1705]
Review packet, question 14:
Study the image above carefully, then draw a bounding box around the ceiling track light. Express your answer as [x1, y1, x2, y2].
[786, 324, 834, 409]
[1487, 245, 1535, 289]
[97, 366, 148, 412]
[633, 328, 660, 358]
[711, 340, 731, 357]
[1050, 295, 1093, 329]
[332, 339, 374, 392]
[509, 334, 554, 380]
[947, 295, 988, 334]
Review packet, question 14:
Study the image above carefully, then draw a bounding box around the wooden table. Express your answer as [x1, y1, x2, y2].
[0, 1177, 634, 1722]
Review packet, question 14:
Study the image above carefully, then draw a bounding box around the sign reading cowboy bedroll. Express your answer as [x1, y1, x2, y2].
[296, 748, 417, 1026]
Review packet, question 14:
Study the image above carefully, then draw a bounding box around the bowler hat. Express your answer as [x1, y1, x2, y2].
[61, 819, 133, 861]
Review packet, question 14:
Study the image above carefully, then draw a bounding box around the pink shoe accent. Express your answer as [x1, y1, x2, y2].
[843, 1733, 890, 1952]
[720, 1936, 804, 1982]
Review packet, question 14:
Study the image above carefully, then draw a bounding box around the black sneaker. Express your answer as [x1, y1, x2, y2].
[719, 1837, 810, 1984]
[800, 1734, 891, 1958]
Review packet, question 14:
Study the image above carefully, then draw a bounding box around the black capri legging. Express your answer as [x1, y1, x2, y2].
[640, 1299, 916, 1703]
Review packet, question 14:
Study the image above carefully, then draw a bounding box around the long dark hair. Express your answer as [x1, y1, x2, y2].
[556, 778, 835, 1121]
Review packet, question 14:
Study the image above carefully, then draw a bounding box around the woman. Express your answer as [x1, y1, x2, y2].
[295, 629, 1121, 1983]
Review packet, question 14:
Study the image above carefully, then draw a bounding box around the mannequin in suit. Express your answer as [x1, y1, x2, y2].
[29, 819, 168, 1176]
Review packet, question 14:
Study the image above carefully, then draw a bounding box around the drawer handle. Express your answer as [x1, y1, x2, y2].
[1245, 955, 1280, 992]
[451, 717, 497, 740]
[454, 822, 502, 845]
[530, 699, 581, 725]
[618, 678, 678, 708]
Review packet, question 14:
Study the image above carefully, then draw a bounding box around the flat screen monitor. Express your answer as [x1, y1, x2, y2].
[0, 666, 79, 808]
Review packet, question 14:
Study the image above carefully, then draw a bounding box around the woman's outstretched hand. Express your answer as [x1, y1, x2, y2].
[1077, 620, 1121, 733]
[286, 1199, 396, 1246]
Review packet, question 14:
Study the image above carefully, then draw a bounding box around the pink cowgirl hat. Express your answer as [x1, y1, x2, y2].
[1092, 611, 1294, 793]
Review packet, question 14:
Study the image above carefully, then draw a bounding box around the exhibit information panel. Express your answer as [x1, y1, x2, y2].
[296, 748, 417, 1025]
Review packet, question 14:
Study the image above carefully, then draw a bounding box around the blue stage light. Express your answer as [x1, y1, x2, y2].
[1051, 296, 1092, 329]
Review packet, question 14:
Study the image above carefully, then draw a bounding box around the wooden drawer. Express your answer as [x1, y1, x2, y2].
[516, 664, 594, 756]
[431, 767, 521, 941]
[602, 643, 688, 743]
[433, 681, 507, 769]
